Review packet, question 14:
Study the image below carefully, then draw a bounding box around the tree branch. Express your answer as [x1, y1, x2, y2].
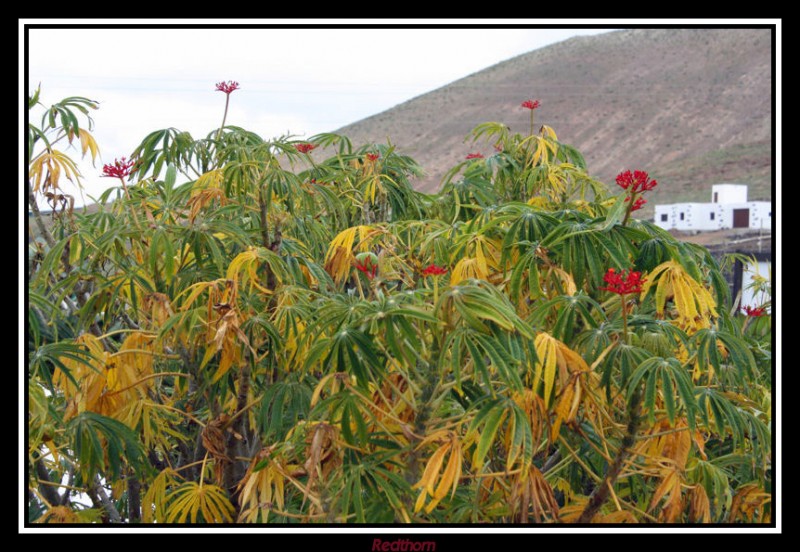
[576, 387, 643, 523]
[127, 473, 142, 523]
[86, 476, 123, 523]
[34, 458, 62, 507]
[28, 180, 56, 248]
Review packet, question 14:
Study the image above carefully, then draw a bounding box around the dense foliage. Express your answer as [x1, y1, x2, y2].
[27, 86, 772, 524]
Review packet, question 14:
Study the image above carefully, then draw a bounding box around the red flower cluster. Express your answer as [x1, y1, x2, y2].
[102, 157, 135, 179]
[355, 258, 378, 279]
[521, 99, 541, 110]
[422, 264, 448, 277]
[366, 153, 380, 161]
[742, 305, 767, 317]
[625, 196, 647, 211]
[295, 143, 317, 154]
[215, 81, 240, 95]
[465, 153, 484, 160]
[616, 170, 657, 214]
[615, 170, 657, 193]
[599, 268, 646, 296]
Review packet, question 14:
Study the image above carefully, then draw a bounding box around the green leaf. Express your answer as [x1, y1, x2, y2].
[472, 408, 507, 470]
[67, 412, 147, 482]
[599, 194, 628, 231]
[662, 368, 676, 424]
[165, 162, 177, 190]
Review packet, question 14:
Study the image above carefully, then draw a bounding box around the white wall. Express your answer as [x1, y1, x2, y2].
[654, 201, 772, 231]
[747, 202, 772, 229]
[711, 184, 748, 204]
[653, 203, 724, 231]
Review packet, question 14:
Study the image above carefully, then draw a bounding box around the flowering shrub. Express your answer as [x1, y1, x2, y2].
[26, 84, 772, 525]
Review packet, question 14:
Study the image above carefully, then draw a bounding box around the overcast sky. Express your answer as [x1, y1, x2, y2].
[27, 26, 613, 201]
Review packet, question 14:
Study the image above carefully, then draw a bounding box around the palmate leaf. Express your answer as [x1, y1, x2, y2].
[308, 131, 353, 155]
[29, 341, 96, 390]
[305, 326, 384, 389]
[640, 260, 719, 332]
[237, 449, 288, 523]
[412, 431, 463, 514]
[531, 332, 589, 407]
[694, 388, 771, 464]
[627, 357, 697, 428]
[691, 328, 756, 385]
[142, 468, 181, 523]
[324, 225, 375, 284]
[440, 280, 533, 338]
[129, 128, 200, 180]
[67, 128, 100, 165]
[526, 293, 605, 344]
[541, 219, 635, 289]
[165, 481, 235, 523]
[634, 237, 678, 273]
[465, 397, 534, 473]
[29, 149, 83, 193]
[687, 458, 732, 517]
[259, 378, 313, 442]
[226, 246, 290, 295]
[66, 412, 147, 482]
[363, 465, 413, 523]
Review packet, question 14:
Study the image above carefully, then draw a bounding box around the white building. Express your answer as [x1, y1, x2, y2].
[653, 184, 772, 231]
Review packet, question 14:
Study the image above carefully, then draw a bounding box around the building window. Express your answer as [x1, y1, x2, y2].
[713, 192, 719, 203]
[660, 214, 668, 222]
[680, 212, 685, 221]
[710, 212, 715, 220]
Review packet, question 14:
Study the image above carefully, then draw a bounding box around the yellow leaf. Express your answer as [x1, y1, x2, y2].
[165, 482, 234, 523]
[533, 333, 558, 406]
[227, 248, 273, 295]
[414, 443, 450, 496]
[412, 432, 463, 514]
[29, 150, 83, 193]
[142, 468, 180, 523]
[450, 257, 488, 285]
[77, 129, 100, 164]
[689, 484, 711, 523]
[541, 125, 558, 141]
[35, 506, 81, 524]
[641, 261, 717, 332]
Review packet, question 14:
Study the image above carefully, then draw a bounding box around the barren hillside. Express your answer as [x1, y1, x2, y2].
[336, 28, 772, 210]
